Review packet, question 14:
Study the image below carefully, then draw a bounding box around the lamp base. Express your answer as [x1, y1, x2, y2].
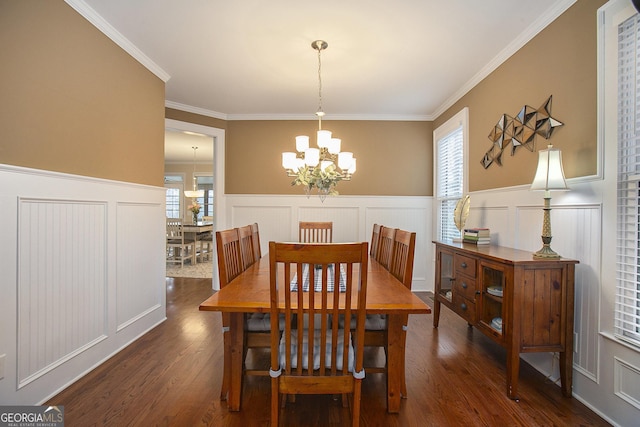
[533, 244, 561, 259]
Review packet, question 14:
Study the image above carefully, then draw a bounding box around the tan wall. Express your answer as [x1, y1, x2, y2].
[226, 120, 432, 196]
[0, 1, 165, 186]
[434, 0, 604, 192]
[165, 109, 432, 196]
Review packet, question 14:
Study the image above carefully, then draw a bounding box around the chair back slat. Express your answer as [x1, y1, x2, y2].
[251, 222, 262, 260]
[238, 225, 255, 269]
[376, 226, 396, 270]
[390, 229, 416, 289]
[370, 223, 381, 257]
[215, 228, 243, 287]
[298, 221, 333, 243]
[269, 241, 367, 385]
[166, 218, 185, 239]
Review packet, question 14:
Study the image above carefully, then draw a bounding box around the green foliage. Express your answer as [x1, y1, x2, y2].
[291, 164, 341, 196]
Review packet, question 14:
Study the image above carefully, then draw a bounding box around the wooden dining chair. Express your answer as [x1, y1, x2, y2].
[298, 221, 333, 243]
[268, 241, 368, 427]
[238, 224, 256, 270]
[362, 228, 416, 398]
[215, 228, 243, 401]
[166, 218, 195, 267]
[217, 225, 271, 382]
[251, 222, 262, 261]
[370, 223, 381, 258]
[389, 229, 416, 398]
[375, 226, 396, 269]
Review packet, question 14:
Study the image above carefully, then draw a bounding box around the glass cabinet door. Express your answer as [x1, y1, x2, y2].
[479, 263, 505, 339]
[438, 250, 454, 302]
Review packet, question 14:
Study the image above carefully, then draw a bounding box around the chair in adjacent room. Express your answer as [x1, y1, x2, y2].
[298, 221, 333, 243]
[268, 241, 368, 427]
[166, 218, 195, 267]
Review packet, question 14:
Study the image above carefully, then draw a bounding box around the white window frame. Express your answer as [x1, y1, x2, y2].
[600, 0, 640, 349]
[433, 107, 469, 242]
[164, 174, 185, 219]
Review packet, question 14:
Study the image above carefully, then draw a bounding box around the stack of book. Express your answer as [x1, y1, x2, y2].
[463, 228, 490, 245]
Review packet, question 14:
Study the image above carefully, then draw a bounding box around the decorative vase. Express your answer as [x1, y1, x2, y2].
[192, 213, 198, 225]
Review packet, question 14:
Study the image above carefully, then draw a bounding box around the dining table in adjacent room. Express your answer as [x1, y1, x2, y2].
[199, 250, 431, 413]
[182, 220, 213, 263]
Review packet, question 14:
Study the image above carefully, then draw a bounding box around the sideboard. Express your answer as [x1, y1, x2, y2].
[432, 240, 579, 400]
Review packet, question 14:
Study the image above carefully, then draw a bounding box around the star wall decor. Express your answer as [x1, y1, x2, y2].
[481, 95, 563, 169]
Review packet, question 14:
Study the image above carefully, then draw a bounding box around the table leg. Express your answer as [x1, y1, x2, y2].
[227, 312, 245, 411]
[386, 314, 403, 413]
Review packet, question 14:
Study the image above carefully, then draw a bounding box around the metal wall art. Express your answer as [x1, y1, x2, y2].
[481, 95, 563, 169]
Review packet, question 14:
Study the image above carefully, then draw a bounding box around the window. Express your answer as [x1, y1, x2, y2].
[434, 108, 468, 241]
[165, 175, 183, 219]
[614, 13, 640, 345]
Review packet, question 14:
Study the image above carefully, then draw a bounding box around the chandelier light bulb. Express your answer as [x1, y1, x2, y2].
[296, 135, 310, 152]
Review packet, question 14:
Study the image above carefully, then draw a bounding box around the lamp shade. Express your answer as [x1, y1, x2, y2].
[185, 189, 204, 198]
[531, 145, 568, 191]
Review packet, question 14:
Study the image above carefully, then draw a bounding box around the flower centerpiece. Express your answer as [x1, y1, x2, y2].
[188, 201, 201, 224]
[292, 164, 341, 201]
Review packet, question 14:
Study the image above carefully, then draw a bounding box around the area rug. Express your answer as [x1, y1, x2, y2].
[166, 259, 213, 279]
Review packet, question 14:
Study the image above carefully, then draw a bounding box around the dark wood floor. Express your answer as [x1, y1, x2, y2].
[48, 277, 610, 426]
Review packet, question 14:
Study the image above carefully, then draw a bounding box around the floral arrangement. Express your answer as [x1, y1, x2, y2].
[188, 201, 201, 215]
[291, 164, 341, 196]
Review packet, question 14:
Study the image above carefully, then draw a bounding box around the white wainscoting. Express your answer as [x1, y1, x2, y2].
[0, 164, 166, 405]
[222, 194, 432, 292]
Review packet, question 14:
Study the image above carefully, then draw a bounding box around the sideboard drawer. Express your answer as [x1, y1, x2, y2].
[453, 276, 477, 300]
[454, 254, 477, 278]
[452, 294, 476, 324]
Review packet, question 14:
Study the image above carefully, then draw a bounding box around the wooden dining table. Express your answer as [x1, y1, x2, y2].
[199, 252, 431, 413]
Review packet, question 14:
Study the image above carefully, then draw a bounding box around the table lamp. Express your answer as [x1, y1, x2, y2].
[530, 144, 568, 259]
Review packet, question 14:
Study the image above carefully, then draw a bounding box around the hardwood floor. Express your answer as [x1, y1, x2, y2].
[47, 277, 610, 426]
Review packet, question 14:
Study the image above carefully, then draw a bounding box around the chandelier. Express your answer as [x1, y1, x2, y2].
[184, 146, 204, 198]
[282, 40, 356, 201]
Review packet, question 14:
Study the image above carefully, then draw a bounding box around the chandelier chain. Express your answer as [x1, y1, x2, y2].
[317, 46, 323, 128]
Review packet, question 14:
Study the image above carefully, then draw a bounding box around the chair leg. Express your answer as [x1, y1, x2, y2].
[271, 378, 279, 427]
[352, 381, 362, 427]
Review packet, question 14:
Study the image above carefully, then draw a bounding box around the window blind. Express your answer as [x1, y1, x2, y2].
[436, 126, 464, 241]
[614, 14, 640, 345]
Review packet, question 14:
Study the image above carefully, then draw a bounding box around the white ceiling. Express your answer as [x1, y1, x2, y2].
[69, 0, 576, 161]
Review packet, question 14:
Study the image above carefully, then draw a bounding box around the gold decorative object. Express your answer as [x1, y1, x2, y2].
[452, 195, 470, 242]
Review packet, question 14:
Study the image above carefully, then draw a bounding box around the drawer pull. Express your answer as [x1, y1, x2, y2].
[462, 282, 468, 289]
[461, 262, 467, 269]
[460, 303, 467, 311]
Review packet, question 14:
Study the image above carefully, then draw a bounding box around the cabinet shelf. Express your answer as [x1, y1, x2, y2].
[483, 292, 503, 303]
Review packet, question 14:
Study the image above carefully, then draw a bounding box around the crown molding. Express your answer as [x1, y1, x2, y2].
[431, 0, 577, 119]
[165, 101, 228, 120]
[64, 0, 170, 82]
[165, 101, 431, 121]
